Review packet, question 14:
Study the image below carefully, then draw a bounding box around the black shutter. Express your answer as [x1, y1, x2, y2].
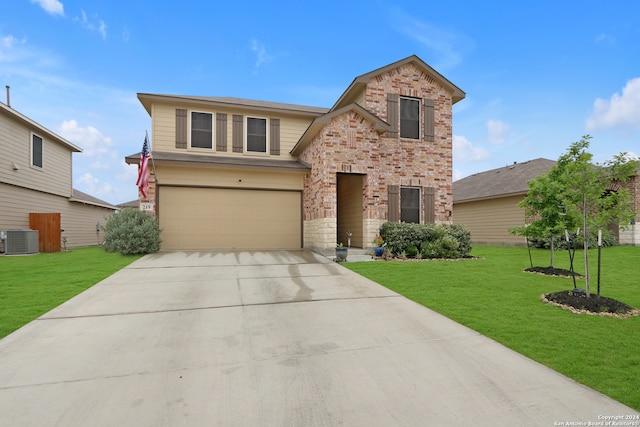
[387, 93, 398, 138]
[424, 99, 434, 142]
[388, 185, 399, 222]
[232, 114, 243, 153]
[175, 109, 187, 149]
[423, 186, 436, 224]
[216, 113, 227, 151]
[270, 118, 280, 155]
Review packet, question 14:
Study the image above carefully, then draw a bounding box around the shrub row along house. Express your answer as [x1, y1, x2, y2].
[452, 158, 640, 246]
[126, 55, 465, 252]
[0, 98, 116, 253]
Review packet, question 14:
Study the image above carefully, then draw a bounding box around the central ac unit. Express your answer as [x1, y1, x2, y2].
[1, 229, 39, 255]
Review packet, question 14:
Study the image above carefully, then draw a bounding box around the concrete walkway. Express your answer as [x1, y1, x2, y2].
[0, 250, 637, 426]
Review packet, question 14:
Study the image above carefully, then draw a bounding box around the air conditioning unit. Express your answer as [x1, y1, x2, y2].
[1, 229, 39, 255]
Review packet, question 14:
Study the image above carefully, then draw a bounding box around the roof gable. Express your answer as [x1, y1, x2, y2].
[453, 158, 557, 203]
[290, 103, 391, 156]
[332, 55, 466, 111]
[0, 102, 82, 153]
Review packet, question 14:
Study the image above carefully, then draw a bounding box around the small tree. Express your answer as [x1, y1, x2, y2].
[512, 170, 579, 267]
[515, 136, 636, 296]
[103, 208, 162, 255]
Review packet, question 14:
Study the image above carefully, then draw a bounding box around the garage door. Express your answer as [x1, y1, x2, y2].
[159, 186, 302, 250]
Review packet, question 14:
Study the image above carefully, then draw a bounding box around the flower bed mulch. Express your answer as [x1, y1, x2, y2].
[525, 266, 581, 278]
[542, 290, 639, 318]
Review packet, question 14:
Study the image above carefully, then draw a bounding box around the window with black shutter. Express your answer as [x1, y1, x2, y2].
[400, 97, 420, 139]
[400, 187, 420, 223]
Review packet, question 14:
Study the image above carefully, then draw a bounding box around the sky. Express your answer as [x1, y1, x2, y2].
[2, 0, 639, 205]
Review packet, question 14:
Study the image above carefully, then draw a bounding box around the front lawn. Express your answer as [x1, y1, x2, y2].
[0, 247, 141, 338]
[344, 245, 640, 411]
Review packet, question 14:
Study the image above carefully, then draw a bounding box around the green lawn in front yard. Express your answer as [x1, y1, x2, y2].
[0, 247, 141, 339]
[344, 245, 640, 411]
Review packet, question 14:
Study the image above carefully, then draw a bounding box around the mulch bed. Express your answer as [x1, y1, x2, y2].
[542, 290, 639, 318]
[525, 266, 581, 278]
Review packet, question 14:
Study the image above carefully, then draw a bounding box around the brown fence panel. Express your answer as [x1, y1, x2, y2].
[29, 212, 61, 252]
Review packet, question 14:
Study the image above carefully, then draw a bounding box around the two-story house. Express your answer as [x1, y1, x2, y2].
[127, 55, 465, 252]
[0, 100, 116, 252]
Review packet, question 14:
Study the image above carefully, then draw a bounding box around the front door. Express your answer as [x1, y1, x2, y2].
[336, 173, 364, 248]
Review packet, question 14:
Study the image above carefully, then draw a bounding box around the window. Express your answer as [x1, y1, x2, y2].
[31, 133, 43, 168]
[400, 97, 420, 139]
[190, 112, 213, 149]
[400, 187, 420, 223]
[246, 117, 267, 153]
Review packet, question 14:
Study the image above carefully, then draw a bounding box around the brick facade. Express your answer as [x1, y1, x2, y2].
[299, 63, 455, 250]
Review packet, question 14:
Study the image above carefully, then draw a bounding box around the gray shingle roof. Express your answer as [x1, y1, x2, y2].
[70, 189, 117, 210]
[453, 158, 556, 203]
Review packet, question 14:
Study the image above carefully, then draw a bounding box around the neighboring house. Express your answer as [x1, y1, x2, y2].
[126, 55, 465, 251]
[452, 159, 557, 246]
[452, 158, 640, 246]
[0, 100, 117, 252]
[618, 167, 640, 245]
[117, 200, 139, 209]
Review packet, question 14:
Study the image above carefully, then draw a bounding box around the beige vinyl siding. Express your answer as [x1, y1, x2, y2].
[0, 183, 115, 248]
[453, 195, 526, 245]
[150, 103, 313, 160]
[0, 114, 72, 197]
[155, 164, 304, 190]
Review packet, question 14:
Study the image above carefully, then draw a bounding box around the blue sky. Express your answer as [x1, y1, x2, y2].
[2, 0, 639, 205]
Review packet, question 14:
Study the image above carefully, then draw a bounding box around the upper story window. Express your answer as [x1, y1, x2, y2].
[31, 133, 43, 168]
[190, 111, 213, 149]
[246, 116, 267, 153]
[400, 97, 420, 139]
[176, 109, 280, 155]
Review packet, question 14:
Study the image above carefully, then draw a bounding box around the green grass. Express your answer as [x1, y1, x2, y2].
[0, 247, 141, 338]
[344, 245, 640, 410]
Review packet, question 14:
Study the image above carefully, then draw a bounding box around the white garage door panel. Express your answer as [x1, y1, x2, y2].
[160, 187, 301, 250]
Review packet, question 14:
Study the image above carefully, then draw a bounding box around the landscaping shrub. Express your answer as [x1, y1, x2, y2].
[379, 222, 471, 259]
[441, 224, 472, 256]
[405, 245, 419, 258]
[103, 208, 162, 255]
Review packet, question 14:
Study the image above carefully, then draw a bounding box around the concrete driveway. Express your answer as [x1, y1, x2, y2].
[0, 250, 637, 426]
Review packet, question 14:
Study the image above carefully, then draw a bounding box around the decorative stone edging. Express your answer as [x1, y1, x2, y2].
[540, 294, 640, 319]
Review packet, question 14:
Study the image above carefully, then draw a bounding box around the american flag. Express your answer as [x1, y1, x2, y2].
[136, 134, 150, 199]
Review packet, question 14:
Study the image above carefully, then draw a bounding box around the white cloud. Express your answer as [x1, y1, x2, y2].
[76, 10, 108, 39]
[31, 0, 64, 16]
[453, 134, 489, 163]
[390, 9, 473, 70]
[595, 33, 615, 44]
[251, 39, 272, 68]
[486, 119, 509, 145]
[75, 172, 115, 200]
[586, 78, 640, 132]
[58, 120, 116, 160]
[0, 35, 30, 62]
[98, 21, 107, 40]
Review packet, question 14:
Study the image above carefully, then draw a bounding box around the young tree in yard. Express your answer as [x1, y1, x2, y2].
[513, 170, 580, 267]
[515, 136, 637, 296]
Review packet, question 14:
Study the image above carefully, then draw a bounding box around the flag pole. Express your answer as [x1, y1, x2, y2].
[146, 130, 158, 179]
[144, 129, 158, 199]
